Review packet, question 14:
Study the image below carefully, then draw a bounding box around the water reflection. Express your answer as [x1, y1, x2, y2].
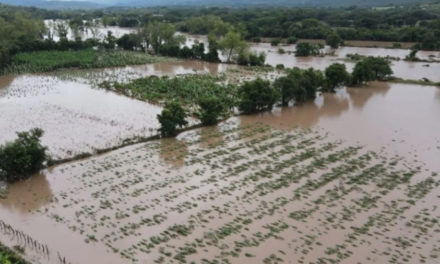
[347, 81, 390, 109]
[239, 82, 392, 130]
[198, 126, 225, 149]
[0, 173, 52, 213]
[159, 137, 188, 168]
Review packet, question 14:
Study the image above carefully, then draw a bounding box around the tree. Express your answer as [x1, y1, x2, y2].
[295, 42, 322, 56]
[365, 57, 393, 80]
[274, 67, 323, 106]
[274, 74, 301, 106]
[238, 78, 279, 114]
[350, 57, 392, 85]
[0, 128, 48, 182]
[117, 34, 141, 50]
[220, 31, 248, 63]
[351, 60, 375, 85]
[326, 32, 342, 49]
[204, 33, 221, 62]
[198, 96, 225, 126]
[324, 63, 349, 92]
[103, 31, 117, 49]
[157, 101, 188, 137]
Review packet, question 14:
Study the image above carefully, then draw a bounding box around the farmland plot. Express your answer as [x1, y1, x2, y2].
[0, 118, 438, 264]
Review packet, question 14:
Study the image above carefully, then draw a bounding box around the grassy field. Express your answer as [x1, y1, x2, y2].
[2, 50, 163, 75]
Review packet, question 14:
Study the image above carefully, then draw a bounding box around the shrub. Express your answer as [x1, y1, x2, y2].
[237, 51, 266, 67]
[0, 128, 48, 182]
[276, 64, 285, 70]
[295, 42, 322, 56]
[287, 36, 298, 44]
[238, 78, 279, 114]
[198, 96, 226, 125]
[271, 38, 281, 46]
[157, 101, 188, 137]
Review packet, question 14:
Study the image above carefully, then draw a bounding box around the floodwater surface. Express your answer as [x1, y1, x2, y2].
[0, 81, 439, 264]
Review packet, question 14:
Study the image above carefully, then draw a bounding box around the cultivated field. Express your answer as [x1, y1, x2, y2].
[1, 118, 438, 264]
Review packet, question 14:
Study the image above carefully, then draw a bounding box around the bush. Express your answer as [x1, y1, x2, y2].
[237, 51, 266, 67]
[295, 42, 323, 56]
[198, 96, 226, 125]
[0, 128, 48, 182]
[238, 78, 279, 114]
[276, 64, 285, 70]
[287, 36, 298, 44]
[271, 38, 281, 46]
[157, 101, 188, 137]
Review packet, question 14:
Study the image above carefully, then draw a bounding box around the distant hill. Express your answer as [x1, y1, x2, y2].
[0, 0, 433, 9]
[115, 0, 431, 8]
[0, 0, 105, 9]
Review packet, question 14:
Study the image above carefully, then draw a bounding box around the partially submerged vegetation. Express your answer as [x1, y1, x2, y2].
[0, 243, 28, 264]
[2, 50, 163, 74]
[0, 128, 48, 183]
[100, 74, 236, 109]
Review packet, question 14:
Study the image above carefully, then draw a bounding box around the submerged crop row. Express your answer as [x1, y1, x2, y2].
[18, 120, 439, 264]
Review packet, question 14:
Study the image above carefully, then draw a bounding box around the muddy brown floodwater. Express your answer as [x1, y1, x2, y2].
[0, 81, 439, 264]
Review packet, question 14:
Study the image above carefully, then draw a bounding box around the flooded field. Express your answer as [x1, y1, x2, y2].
[183, 33, 440, 82]
[44, 20, 136, 41]
[0, 60, 234, 159]
[0, 81, 439, 264]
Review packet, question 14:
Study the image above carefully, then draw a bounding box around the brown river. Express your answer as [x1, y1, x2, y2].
[0, 37, 439, 264]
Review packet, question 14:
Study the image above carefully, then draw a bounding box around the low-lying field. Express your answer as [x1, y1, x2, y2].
[1, 119, 438, 264]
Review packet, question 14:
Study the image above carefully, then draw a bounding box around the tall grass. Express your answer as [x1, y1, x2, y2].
[1, 50, 162, 75]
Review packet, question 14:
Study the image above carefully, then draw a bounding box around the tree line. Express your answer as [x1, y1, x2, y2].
[42, 5, 440, 50]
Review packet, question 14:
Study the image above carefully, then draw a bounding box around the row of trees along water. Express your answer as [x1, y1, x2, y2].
[38, 4, 440, 50]
[157, 57, 393, 137]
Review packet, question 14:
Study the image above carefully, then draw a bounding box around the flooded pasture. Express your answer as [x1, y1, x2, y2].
[0, 80, 439, 264]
